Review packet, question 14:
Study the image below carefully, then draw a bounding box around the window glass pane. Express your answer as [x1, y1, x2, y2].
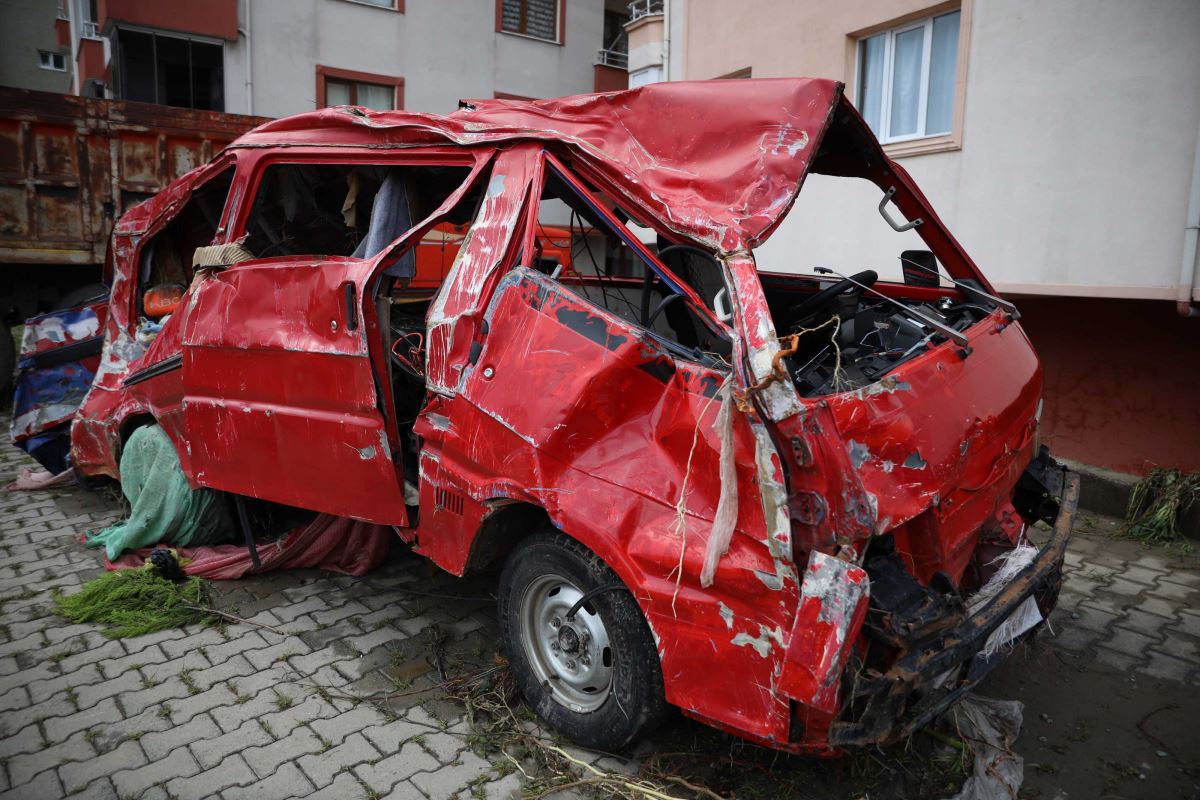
[501, 0, 521, 32]
[926, 12, 959, 135]
[525, 0, 558, 40]
[155, 33, 192, 108]
[857, 34, 885, 136]
[889, 27, 923, 137]
[325, 79, 352, 106]
[357, 82, 394, 110]
[190, 41, 224, 111]
[119, 29, 156, 103]
[356, 0, 393, 6]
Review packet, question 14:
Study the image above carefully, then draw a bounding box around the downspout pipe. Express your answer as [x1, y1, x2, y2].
[238, 0, 253, 115]
[1178, 113, 1200, 317]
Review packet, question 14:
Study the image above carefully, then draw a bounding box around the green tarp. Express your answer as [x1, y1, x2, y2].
[84, 424, 235, 559]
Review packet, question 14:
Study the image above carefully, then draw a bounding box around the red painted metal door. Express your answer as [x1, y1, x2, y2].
[179, 256, 408, 525]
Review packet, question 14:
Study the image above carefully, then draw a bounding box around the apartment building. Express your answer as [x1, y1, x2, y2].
[0, 0, 630, 115]
[627, 0, 1200, 475]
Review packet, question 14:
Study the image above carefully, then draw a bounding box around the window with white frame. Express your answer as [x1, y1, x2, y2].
[856, 10, 961, 143]
[38, 51, 67, 71]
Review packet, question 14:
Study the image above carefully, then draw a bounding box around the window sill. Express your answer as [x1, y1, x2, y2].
[881, 133, 960, 158]
[498, 29, 562, 47]
[329, 0, 404, 12]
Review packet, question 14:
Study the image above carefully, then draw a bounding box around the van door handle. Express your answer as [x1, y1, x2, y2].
[343, 283, 358, 331]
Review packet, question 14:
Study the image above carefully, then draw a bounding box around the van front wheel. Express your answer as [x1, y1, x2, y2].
[497, 532, 666, 750]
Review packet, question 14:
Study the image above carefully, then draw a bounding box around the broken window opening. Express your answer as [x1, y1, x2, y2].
[241, 163, 472, 262]
[527, 159, 732, 367]
[751, 109, 999, 398]
[371, 165, 493, 504]
[137, 166, 234, 318]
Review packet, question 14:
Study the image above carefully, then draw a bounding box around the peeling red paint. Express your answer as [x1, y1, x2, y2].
[69, 79, 1073, 754]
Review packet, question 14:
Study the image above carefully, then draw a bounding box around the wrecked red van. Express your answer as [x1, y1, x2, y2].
[70, 79, 1077, 754]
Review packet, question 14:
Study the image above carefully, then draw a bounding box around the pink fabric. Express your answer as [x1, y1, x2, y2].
[101, 513, 393, 579]
[5, 467, 73, 491]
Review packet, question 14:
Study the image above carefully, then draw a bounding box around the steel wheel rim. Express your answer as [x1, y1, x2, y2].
[518, 573, 613, 712]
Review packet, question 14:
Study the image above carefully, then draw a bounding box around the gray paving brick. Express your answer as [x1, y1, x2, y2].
[140, 713, 222, 761]
[65, 776, 120, 799]
[160, 626, 229, 660]
[188, 653, 258, 692]
[1147, 579, 1195, 602]
[0, 766, 62, 800]
[112, 747, 202, 798]
[7, 731, 93, 786]
[274, 596, 326, 623]
[118, 627, 189, 658]
[222, 762, 315, 800]
[1112, 607, 1169, 639]
[208, 672, 287, 733]
[1104, 626, 1162, 657]
[26, 664, 101, 704]
[55, 639, 124, 674]
[479, 772, 523, 800]
[1158, 569, 1200, 589]
[0, 684, 29, 713]
[1174, 609, 1200, 638]
[60, 741, 147, 796]
[1094, 645, 1144, 672]
[242, 725, 324, 779]
[410, 748, 493, 798]
[354, 742, 439, 794]
[381, 779, 429, 800]
[0, 723, 42, 760]
[303, 770, 364, 800]
[244, 640, 310, 671]
[1143, 650, 1195, 683]
[202, 630, 271, 665]
[165, 754, 256, 800]
[1049, 625, 1099, 653]
[257, 694, 340, 738]
[44, 697, 123, 744]
[310, 601, 370, 628]
[297, 731, 380, 789]
[76, 668, 143, 709]
[190, 718, 274, 770]
[141, 650, 212, 685]
[313, 706, 388, 748]
[99, 643, 169, 680]
[116, 674, 189, 717]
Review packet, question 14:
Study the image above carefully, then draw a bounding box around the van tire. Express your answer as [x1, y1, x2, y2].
[497, 531, 667, 751]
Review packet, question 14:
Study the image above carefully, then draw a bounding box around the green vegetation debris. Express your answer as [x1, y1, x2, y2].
[52, 562, 217, 638]
[1125, 467, 1199, 548]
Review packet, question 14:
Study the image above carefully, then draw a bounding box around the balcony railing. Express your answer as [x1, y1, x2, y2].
[627, 0, 664, 22]
[596, 48, 629, 69]
[81, 21, 100, 39]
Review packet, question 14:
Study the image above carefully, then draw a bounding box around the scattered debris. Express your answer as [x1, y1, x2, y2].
[1125, 467, 1198, 547]
[3, 466, 73, 491]
[944, 694, 1025, 800]
[52, 558, 218, 638]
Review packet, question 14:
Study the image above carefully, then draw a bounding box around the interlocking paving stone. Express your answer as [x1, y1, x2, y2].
[4, 431, 1199, 800]
[111, 745, 201, 798]
[296, 730, 380, 788]
[59, 740, 147, 796]
[353, 741, 440, 794]
[222, 762, 315, 800]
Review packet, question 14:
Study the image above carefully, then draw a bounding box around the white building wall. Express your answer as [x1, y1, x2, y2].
[221, 0, 602, 119]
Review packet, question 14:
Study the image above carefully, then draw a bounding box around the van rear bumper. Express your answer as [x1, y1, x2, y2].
[826, 467, 1079, 748]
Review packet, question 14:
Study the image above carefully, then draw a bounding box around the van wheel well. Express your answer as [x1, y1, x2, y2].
[119, 414, 157, 448]
[464, 501, 554, 575]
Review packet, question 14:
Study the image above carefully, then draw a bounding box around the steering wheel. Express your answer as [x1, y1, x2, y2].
[782, 269, 878, 329]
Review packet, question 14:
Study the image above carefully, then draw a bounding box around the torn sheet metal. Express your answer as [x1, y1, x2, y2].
[777, 551, 869, 714]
